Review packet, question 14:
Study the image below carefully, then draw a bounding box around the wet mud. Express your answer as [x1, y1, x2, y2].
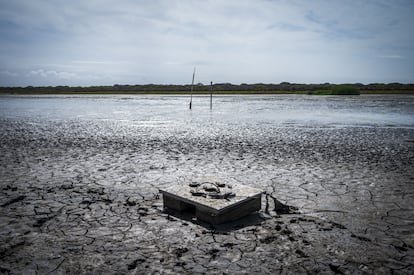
[0, 115, 413, 274]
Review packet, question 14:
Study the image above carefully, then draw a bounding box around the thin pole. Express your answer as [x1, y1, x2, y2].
[189, 67, 195, 110]
[210, 81, 213, 110]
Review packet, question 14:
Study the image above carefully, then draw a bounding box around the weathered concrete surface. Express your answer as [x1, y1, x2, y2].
[160, 181, 262, 212]
[0, 118, 413, 274]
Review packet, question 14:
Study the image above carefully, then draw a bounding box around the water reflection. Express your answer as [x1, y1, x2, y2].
[0, 94, 413, 128]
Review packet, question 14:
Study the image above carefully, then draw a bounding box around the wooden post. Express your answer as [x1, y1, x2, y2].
[189, 67, 195, 110]
[210, 81, 213, 110]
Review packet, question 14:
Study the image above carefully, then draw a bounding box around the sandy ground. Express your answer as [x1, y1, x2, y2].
[0, 117, 413, 274]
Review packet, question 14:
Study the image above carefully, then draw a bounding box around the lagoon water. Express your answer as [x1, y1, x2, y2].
[1, 94, 413, 128]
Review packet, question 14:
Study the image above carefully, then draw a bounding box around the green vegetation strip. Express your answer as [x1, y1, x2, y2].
[1, 90, 414, 95]
[1, 83, 413, 95]
[308, 85, 360, 95]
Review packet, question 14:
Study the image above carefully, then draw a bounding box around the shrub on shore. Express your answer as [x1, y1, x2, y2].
[308, 85, 360, 95]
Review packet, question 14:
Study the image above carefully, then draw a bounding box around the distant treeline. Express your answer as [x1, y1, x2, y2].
[1, 82, 413, 94]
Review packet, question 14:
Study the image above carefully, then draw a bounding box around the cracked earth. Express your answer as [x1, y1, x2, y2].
[1, 96, 414, 274]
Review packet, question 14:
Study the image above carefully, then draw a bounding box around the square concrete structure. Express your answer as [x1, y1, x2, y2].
[160, 182, 263, 224]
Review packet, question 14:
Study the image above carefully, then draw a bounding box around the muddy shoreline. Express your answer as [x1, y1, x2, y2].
[1, 115, 413, 274]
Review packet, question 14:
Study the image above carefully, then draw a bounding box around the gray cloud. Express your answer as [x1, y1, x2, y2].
[0, 0, 413, 86]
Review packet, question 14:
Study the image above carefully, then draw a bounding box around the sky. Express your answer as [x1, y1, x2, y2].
[0, 0, 413, 87]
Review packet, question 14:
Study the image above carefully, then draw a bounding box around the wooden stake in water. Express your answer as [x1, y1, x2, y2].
[189, 67, 196, 110]
[210, 81, 213, 110]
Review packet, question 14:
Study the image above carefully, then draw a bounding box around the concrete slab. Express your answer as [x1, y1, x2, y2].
[160, 180, 263, 224]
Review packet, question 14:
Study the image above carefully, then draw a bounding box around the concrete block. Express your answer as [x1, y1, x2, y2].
[160, 180, 263, 224]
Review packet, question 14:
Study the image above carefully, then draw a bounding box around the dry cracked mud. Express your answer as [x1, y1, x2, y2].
[0, 116, 413, 274]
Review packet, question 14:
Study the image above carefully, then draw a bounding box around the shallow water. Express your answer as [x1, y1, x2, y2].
[1, 94, 413, 128]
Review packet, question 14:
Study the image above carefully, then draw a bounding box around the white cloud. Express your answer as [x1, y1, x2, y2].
[28, 69, 76, 79]
[72, 60, 131, 65]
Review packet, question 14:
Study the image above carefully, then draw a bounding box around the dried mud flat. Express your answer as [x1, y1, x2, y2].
[0, 117, 413, 274]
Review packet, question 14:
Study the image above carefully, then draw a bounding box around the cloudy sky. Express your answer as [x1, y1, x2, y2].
[0, 0, 413, 86]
